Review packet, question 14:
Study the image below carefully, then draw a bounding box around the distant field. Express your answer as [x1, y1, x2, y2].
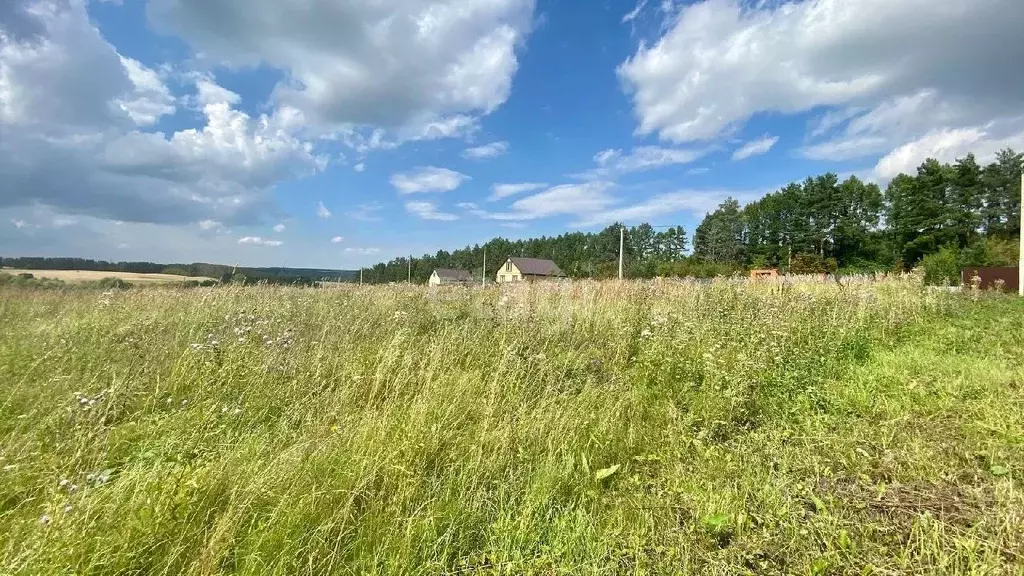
[0, 268, 216, 284]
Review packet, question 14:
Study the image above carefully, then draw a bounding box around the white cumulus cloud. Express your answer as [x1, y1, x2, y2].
[619, 0, 1024, 144]
[147, 0, 536, 143]
[317, 201, 332, 219]
[731, 135, 779, 161]
[873, 126, 1024, 181]
[469, 180, 765, 228]
[489, 182, 548, 201]
[346, 202, 384, 222]
[0, 0, 324, 230]
[462, 141, 509, 160]
[390, 167, 468, 194]
[617, 0, 1024, 179]
[573, 189, 762, 227]
[405, 201, 459, 221]
[575, 146, 711, 180]
[344, 247, 381, 255]
[470, 182, 617, 221]
[238, 236, 283, 247]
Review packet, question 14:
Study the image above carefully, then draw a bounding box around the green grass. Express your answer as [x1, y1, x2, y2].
[0, 278, 1021, 575]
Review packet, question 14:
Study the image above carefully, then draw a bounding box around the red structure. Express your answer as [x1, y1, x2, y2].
[961, 267, 1019, 293]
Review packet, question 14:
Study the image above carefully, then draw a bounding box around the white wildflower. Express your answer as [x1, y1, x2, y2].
[86, 469, 113, 486]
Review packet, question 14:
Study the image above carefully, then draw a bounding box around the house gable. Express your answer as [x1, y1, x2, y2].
[496, 258, 521, 282]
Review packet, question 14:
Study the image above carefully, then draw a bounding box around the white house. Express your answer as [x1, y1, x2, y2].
[428, 268, 474, 286]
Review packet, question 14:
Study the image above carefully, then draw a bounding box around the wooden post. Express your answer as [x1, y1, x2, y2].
[618, 226, 624, 280]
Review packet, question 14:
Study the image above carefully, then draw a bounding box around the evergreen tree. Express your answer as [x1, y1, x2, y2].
[694, 198, 744, 263]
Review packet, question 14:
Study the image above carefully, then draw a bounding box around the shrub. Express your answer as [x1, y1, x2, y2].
[749, 254, 772, 270]
[95, 277, 132, 290]
[920, 245, 961, 286]
[162, 266, 192, 277]
[961, 237, 1019, 267]
[0, 272, 65, 289]
[921, 238, 1020, 287]
[653, 258, 743, 279]
[787, 253, 836, 275]
[837, 257, 890, 276]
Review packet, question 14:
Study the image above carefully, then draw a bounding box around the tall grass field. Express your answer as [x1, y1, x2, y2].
[1, 278, 1022, 574]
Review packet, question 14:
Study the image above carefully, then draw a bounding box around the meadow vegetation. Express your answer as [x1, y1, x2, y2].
[0, 277, 1021, 574]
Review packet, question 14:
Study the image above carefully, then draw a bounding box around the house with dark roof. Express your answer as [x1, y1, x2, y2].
[428, 268, 475, 286]
[495, 257, 566, 283]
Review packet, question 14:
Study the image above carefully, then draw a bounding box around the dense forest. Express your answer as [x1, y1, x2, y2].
[362, 150, 1022, 284]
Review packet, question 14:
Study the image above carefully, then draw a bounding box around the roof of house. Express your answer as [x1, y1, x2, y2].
[433, 268, 474, 281]
[508, 257, 565, 277]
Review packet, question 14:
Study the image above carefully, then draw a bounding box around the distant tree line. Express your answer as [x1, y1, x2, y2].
[5, 150, 1018, 286]
[362, 224, 737, 284]
[362, 150, 1021, 283]
[0, 258, 356, 286]
[691, 150, 1021, 273]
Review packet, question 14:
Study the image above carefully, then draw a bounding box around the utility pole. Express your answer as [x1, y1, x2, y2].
[1019, 172, 1023, 296]
[618, 226, 625, 280]
[359, 268, 363, 285]
[408, 256, 412, 284]
[482, 246, 487, 287]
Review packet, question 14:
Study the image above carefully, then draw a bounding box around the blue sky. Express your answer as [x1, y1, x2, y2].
[2, 0, 1022, 268]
